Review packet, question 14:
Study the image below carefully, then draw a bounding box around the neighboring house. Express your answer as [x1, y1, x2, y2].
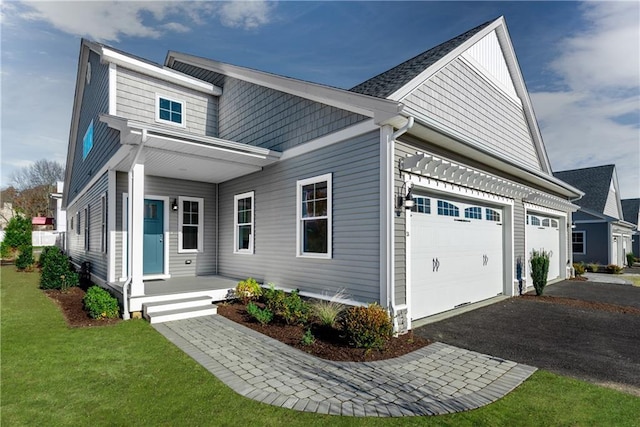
[0, 202, 14, 230]
[50, 181, 67, 250]
[555, 165, 636, 267]
[62, 17, 581, 331]
[621, 198, 639, 259]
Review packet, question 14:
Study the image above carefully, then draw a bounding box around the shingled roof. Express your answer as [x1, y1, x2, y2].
[349, 18, 496, 99]
[621, 198, 640, 226]
[554, 165, 615, 214]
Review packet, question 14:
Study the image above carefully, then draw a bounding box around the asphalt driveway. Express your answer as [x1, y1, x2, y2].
[414, 280, 640, 393]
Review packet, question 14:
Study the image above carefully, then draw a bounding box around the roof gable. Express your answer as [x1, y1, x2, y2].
[621, 198, 640, 226]
[554, 165, 622, 217]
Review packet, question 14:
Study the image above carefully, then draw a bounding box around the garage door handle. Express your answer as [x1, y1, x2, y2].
[483, 254, 488, 266]
[433, 258, 440, 272]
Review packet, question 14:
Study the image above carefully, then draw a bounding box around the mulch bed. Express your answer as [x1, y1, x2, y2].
[217, 302, 430, 362]
[44, 287, 121, 328]
[521, 294, 640, 316]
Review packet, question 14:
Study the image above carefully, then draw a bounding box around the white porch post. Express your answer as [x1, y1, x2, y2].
[129, 160, 145, 297]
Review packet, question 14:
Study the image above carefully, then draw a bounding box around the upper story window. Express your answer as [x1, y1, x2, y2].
[297, 173, 332, 258]
[411, 196, 431, 214]
[156, 95, 185, 127]
[82, 120, 94, 160]
[464, 206, 482, 219]
[234, 191, 254, 254]
[178, 196, 203, 253]
[437, 200, 459, 217]
[486, 208, 501, 222]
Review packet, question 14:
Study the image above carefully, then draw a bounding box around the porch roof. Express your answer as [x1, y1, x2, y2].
[101, 114, 282, 183]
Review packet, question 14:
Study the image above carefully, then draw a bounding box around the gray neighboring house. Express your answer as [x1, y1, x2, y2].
[621, 198, 640, 259]
[555, 165, 636, 267]
[63, 17, 582, 331]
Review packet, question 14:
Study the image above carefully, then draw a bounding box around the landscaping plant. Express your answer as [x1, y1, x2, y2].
[341, 303, 393, 349]
[573, 262, 586, 277]
[0, 214, 31, 261]
[530, 249, 550, 296]
[263, 286, 309, 325]
[626, 252, 635, 268]
[39, 246, 79, 290]
[587, 262, 600, 273]
[246, 302, 273, 325]
[235, 277, 262, 304]
[83, 285, 119, 319]
[15, 244, 34, 271]
[310, 290, 346, 328]
[300, 329, 315, 346]
[605, 264, 624, 274]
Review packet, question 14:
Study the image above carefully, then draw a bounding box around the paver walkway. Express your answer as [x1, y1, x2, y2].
[154, 315, 536, 417]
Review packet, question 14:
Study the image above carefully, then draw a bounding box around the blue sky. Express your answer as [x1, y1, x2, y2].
[1, 1, 639, 198]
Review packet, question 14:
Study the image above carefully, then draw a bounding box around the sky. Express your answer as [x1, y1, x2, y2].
[1, 1, 639, 199]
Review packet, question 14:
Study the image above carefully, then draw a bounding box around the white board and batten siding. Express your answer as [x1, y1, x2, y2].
[116, 67, 218, 137]
[217, 131, 381, 304]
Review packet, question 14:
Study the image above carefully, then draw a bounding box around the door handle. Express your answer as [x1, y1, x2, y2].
[433, 258, 440, 272]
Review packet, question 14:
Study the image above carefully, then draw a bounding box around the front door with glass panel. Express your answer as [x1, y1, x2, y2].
[143, 199, 164, 275]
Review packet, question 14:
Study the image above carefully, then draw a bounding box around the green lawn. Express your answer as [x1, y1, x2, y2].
[2, 267, 639, 426]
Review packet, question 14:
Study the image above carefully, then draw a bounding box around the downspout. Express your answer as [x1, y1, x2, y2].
[387, 117, 414, 332]
[122, 129, 148, 320]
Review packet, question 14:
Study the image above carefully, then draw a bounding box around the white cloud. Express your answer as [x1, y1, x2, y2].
[16, 1, 274, 42]
[533, 1, 640, 198]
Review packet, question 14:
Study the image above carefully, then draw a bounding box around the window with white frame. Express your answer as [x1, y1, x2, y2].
[76, 211, 80, 235]
[486, 208, 501, 222]
[464, 206, 482, 219]
[572, 231, 586, 254]
[437, 200, 459, 217]
[234, 191, 254, 253]
[100, 195, 107, 253]
[530, 216, 541, 226]
[179, 196, 203, 252]
[297, 174, 331, 258]
[84, 206, 90, 251]
[411, 196, 430, 214]
[156, 95, 185, 126]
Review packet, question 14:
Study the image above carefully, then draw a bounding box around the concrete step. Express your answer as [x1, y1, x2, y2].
[143, 296, 213, 314]
[145, 305, 218, 324]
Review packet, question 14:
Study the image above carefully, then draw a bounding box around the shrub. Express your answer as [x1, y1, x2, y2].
[301, 329, 315, 346]
[235, 277, 262, 304]
[626, 253, 635, 268]
[573, 262, 586, 277]
[246, 302, 273, 325]
[15, 244, 34, 271]
[587, 263, 600, 273]
[40, 246, 79, 290]
[263, 286, 309, 325]
[605, 264, 624, 274]
[530, 249, 550, 296]
[0, 214, 31, 260]
[38, 246, 52, 268]
[263, 284, 286, 311]
[311, 290, 346, 328]
[341, 303, 393, 349]
[83, 286, 119, 319]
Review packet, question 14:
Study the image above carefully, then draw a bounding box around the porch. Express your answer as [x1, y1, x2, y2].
[107, 275, 239, 313]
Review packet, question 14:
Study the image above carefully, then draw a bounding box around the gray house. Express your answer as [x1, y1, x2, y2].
[555, 165, 636, 267]
[621, 198, 639, 259]
[63, 17, 581, 331]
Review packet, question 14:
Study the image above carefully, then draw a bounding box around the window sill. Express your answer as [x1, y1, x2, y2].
[297, 253, 332, 260]
[233, 250, 254, 255]
[178, 249, 201, 254]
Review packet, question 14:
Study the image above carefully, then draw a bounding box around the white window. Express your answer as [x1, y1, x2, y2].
[530, 216, 541, 226]
[486, 208, 501, 222]
[156, 94, 185, 127]
[411, 196, 430, 214]
[84, 206, 90, 251]
[297, 173, 332, 258]
[100, 195, 107, 253]
[234, 191, 254, 254]
[572, 231, 586, 254]
[542, 218, 550, 227]
[76, 211, 80, 235]
[437, 200, 459, 217]
[178, 196, 203, 253]
[464, 206, 482, 219]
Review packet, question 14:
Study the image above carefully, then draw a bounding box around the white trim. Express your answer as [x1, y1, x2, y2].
[296, 173, 332, 259]
[100, 193, 107, 253]
[120, 192, 128, 281]
[280, 120, 378, 161]
[379, 126, 392, 317]
[404, 179, 413, 331]
[404, 174, 515, 207]
[100, 46, 222, 96]
[155, 93, 186, 128]
[108, 170, 116, 282]
[143, 274, 171, 281]
[233, 191, 255, 254]
[108, 63, 117, 115]
[84, 205, 90, 251]
[572, 230, 586, 255]
[144, 195, 171, 277]
[178, 196, 204, 253]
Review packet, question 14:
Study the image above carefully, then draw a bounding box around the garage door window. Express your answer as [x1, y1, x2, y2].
[551, 219, 558, 227]
[437, 200, 459, 217]
[572, 231, 586, 254]
[464, 207, 482, 219]
[530, 216, 541, 226]
[542, 218, 550, 227]
[486, 208, 500, 221]
[411, 196, 431, 214]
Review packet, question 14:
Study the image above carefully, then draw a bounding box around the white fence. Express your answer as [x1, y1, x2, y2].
[0, 230, 63, 248]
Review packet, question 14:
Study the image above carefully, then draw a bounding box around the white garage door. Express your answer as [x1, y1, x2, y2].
[411, 195, 504, 320]
[526, 214, 561, 282]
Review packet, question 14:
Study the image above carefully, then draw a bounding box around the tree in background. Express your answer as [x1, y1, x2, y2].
[8, 159, 64, 219]
[0, 214, 32, 260]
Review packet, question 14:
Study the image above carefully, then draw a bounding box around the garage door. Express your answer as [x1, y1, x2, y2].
[526, 214, 560, 282]
[411, 195, 504, 320]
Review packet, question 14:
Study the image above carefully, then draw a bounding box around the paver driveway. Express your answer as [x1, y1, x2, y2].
[414, 280, 640, 393]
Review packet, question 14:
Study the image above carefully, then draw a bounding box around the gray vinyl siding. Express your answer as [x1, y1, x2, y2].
[68, 51, 120, 201]
[116, 67, 218, 137]
[218, 131, 381, 304]
[169, 61, 368, 151]
[113, 172, 217, 279]
[513, 201, 526, 273]
[66, 172, 109, 281]
[403, 57, 541, 171]
[573, 223, 609, 265]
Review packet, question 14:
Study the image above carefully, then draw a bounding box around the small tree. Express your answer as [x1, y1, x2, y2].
[40, 246, 78, 290]
[530, 249, 550, 296]
[15, 244, 34, 271]
[0, 214, 31, 260]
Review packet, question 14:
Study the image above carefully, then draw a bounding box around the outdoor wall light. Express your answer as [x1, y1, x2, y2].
[404, 187, 414, 210]
[171, 199, 178, 211]
[571, 222, 576, 229]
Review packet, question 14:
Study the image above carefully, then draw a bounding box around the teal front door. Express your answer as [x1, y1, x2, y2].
[143, 199, 164, 275]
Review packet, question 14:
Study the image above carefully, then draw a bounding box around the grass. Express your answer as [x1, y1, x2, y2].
[2, 266, 639, 426]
